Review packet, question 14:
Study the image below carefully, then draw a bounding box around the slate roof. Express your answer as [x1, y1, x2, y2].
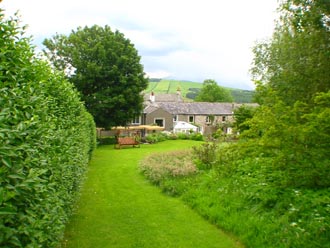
[143, 104, 160, 114]
[144, 102, 235, 115]
[143, 93, 258, 115]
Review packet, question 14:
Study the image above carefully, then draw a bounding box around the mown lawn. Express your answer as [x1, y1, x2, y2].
[61, 140, 243, 248]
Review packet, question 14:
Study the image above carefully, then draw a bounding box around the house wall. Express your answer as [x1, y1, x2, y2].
[177, 114, 233, 124]
[177, 114, 234, 134]
[145, 108, 173, 131]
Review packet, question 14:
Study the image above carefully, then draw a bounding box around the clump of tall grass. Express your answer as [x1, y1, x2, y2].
[139, 150, 197, 185]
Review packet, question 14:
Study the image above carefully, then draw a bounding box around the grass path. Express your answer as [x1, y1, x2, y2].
[62, 140, 243, 248]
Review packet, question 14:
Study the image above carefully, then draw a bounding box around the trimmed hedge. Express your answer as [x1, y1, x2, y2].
[0, 11, 96, 247]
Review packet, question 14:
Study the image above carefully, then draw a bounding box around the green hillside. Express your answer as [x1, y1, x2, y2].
[146, 79, 255, 103]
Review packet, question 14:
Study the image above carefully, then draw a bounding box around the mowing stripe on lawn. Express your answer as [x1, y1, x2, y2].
[61, 140, 243, 248]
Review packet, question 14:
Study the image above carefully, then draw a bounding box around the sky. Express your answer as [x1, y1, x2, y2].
[1, 0, 279, 89]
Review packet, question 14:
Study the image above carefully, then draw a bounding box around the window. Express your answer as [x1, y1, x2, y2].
[222, 116, 226, 122]
[154, 118, 164, 127]
[173, 115, 178, 122]
[131, 116, 141, 125]
[206, 116, 211, 124]
[188, 115, 194, 123]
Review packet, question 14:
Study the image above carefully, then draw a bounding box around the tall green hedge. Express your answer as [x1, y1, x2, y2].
[0, 11, 96, 247]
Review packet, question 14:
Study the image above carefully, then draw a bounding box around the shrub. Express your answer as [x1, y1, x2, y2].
[97, 136, 117, 145]
[0, 11, 96, 247]
[167, 133, 178, 140]
[189, 133, 204, 141]
[145, 134, 159, 143]
[177, 132, 190, 140]
[192, 141, 218, 170]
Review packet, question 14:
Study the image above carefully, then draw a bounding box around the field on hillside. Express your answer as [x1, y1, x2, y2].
[146, 80, 199, 98]
[146, 79, 255, 103]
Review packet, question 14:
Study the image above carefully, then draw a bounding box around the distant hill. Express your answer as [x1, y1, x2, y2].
[146, 79, 255, 103]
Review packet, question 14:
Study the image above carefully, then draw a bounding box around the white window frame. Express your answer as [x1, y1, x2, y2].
[188, 115, 194, 123]
[131, 116, 141, 125]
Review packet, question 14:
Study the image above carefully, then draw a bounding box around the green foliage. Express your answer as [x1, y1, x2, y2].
[145, 133, 162, 143]
[192, 142, 218, 170]
[248, 0, 330, 189]
[174, 132, 204, 141]
[189, 132, 204, 141]
[141, 141, 330, 248]
[0, 10, 96, 247]
[185, 87, 201, 100]
[233, 104, 258, 133]
[195, 79, 234, 102]
[176, 132, 190, 140]
[240, 93, 330, 188]
[144, 132, 204, 143]
[251, 0, 330, 106]
[43, 25, 148, 128]
[97, 136, 117, 145]
[230, 89, 255, 103]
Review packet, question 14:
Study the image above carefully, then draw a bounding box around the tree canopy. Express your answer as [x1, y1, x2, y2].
[195, 79, 233, 102]
[242, 0, 330, 188]
[233, 104, 257, 133]
[43, 25, 148, 128]
[251, 0, 330, 106]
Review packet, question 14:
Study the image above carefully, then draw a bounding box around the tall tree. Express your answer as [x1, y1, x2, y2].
[43, 25, 148, 128]
[246, 0, 330, 188]
[195, 79, 233, 102]
[251, 0, 330, 106]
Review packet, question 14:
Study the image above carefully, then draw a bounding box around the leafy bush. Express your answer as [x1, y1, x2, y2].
[145, 133, 159, 143]
[177, 133, 190, 140]
[97, 136, 117, 145]
[167, 133, 178, 140]
[144, 132, 204, 143]
[241, 97, 330, 189]
[192, 141, 218, 170]
[0, 11, 96, 247]
[189, 133, 204, 141]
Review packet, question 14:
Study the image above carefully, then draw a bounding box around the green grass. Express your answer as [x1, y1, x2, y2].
[146, 80, 201, 98]
[61, 140, 243, 248]
[145, 79, 254, 103]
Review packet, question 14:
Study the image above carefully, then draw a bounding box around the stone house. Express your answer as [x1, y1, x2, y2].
[134, 92, 255, 135]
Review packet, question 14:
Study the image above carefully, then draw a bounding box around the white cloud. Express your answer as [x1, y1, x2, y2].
[1, 0, 278, 89]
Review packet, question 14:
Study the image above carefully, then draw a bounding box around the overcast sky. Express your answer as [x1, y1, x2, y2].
[1, 0, 279, 89]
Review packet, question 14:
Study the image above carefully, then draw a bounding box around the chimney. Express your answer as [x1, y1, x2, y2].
[176, 87, 182, 102]
[150, 91, 155, 103]
[176, 87, 181, 96]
